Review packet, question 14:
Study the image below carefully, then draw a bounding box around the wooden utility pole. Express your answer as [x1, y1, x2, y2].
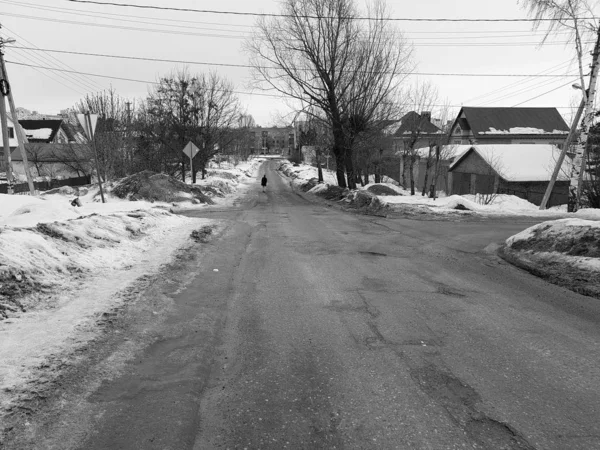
[567, 27, 600, 212]
[0, 41, 35, 195]
[539, 97, 585, 210]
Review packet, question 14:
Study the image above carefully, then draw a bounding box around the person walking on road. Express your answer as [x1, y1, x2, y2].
[261, 174, 268, 192]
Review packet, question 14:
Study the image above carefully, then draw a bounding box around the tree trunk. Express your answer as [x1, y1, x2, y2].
[181, 155, 186, 182]
[431, 145, 441, 198]
[345, 149, 357, 190]
[364, 170, 369, 185]
[334, 151, 346, 187]
[421, 145, 434, 196]
[409, 154, 415, 195]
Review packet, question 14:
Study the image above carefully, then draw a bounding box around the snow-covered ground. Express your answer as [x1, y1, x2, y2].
[0, 157, 263, 410]
[279, 161, 600, 219]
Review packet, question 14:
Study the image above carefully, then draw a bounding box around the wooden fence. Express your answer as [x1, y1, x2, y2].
[0, 175, 92, 195]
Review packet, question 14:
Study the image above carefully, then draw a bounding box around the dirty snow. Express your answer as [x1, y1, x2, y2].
[0, 156, 262, 409]
[279, 160, 600, 219]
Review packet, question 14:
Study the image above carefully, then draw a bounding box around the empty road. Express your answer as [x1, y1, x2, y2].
[8, 159, 600, 450]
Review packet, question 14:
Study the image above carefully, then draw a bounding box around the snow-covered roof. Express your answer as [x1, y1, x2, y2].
[449, 144, 571, 182]
[450, 107, 569, 137]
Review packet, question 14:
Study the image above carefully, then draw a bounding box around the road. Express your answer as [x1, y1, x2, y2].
[7, 159, 600, 450]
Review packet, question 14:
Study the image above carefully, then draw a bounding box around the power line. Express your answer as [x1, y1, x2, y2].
[7, 59, 580, 108]
[66, 0, 596, 22]
[464, 60, 573, 103]
[1, 13, 591, 46]
[7, 46, 581, 78]
[5, 60, 284, 98]
[0, 24, 104, 91]
[1, 0, 579, 35]
[512, 79, 580, 106]
[1, 0, 576, 39]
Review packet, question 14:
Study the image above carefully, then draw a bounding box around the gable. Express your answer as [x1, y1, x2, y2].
[394, 111, 441, 136]
[460, 107, 569, 136]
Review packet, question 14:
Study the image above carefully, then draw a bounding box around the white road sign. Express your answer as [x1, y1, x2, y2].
[77, 113, 98, 141]
[182, 141, 200, 160]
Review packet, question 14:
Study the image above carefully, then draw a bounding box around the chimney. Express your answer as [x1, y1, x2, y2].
[421, 111, 431, 122]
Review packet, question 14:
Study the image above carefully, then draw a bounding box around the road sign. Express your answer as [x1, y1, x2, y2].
[182, 141, 200, 160]
[77, 113, 98, 141]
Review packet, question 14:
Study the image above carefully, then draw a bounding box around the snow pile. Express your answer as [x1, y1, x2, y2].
[112, 171, 214, 204]
[501, 218, 600, 298]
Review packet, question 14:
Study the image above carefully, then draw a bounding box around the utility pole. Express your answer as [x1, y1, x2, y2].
[567, 27, 600, 212]
[0, 36, 35, 195]
[539, 97, 584, 210]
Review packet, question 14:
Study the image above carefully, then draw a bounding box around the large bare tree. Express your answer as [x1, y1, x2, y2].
[246, 0, 413, 188]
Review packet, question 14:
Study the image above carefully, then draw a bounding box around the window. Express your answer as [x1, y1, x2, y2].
[8, 127, 14, 139]
[454, 126, 462, 135]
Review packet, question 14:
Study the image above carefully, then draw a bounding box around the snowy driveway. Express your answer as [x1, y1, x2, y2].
[4, 160, 600, 450]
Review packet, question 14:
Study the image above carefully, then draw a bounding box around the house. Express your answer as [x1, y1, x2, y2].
[448, 144, 570, 206]
[448, 107, 569, 147]
[18, 119, 69, 144]
[10, 143, 92, 181]
[392, 111, 444, 153]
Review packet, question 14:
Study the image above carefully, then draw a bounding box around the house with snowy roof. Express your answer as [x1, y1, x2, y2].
[448, 107, 569, 148]
[448, 144, 571, 206]
[392, 111, 444, 152]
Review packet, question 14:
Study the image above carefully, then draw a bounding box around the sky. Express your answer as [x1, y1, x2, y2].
[0, 0, 598, 127]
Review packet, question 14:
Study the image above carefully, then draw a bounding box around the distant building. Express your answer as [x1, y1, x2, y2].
[248, 126, 294, 155]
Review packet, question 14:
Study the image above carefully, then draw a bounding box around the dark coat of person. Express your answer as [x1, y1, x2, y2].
[261, 175, 268, 187]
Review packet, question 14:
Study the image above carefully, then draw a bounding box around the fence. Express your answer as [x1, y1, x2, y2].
[0, 175, 92, 195]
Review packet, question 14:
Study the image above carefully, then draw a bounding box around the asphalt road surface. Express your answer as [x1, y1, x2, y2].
[9, 160, 600, 450]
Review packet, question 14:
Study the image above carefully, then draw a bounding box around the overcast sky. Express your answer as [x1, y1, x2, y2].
[1, 0, 597, 126]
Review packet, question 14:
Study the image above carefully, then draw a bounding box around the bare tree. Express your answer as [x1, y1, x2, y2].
[397, 81, 442, 195]
[145, 69, 241, 183]
[521, 0, 600, 210]
[246, 0, 413, 189]
[73, 87, 135, 181]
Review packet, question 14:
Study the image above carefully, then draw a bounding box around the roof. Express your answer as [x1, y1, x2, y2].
[18, 119, 63, 142]
[394, 111, 442, 137]
[453, 107, 569, 137]
[10, 143, 91, 162]
[449, 144, 571, 182]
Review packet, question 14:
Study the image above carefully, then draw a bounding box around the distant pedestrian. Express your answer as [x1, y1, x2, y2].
[261, 174, 268, 192]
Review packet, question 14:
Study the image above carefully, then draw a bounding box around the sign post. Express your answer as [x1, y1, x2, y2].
[77, 112, 105, 203]
[182, 141, 200, 183]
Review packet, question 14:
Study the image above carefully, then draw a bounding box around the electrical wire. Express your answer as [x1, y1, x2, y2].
[0, 24, 104, 92]
[6, 46, 581, 78]
[4, 52, 88, 96]
[7, 59, 581, 108]
[65, 0, 596, 22]
[1, 12, 591, 46]
[512, 79, 580, 106]
[0, 0, 576, 39]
